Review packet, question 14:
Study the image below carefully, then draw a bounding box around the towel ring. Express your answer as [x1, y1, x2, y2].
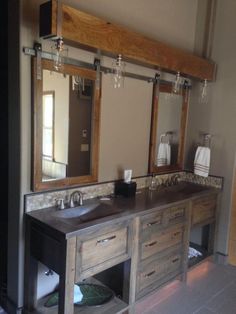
[160, 134, 166, 143]
[204, 134, 212, 148]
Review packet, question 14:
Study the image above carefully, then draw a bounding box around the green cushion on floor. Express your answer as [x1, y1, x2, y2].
[44, 283, 114, 308]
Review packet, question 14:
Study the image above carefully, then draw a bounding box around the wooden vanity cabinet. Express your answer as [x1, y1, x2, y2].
[190, 192, 218, 259]
[24, 191, 219, 313]
[136, 202, 190, 299]
[24, 218, 134, 314]
[191, 194, 217, 227]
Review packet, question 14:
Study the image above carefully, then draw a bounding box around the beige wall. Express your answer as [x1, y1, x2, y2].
[64, 0, 198, 52]
[99, 74, 153, 181]
[20, 0, 200, 192]
[185, 0, 236, 255]
[12, 0, 200, 308]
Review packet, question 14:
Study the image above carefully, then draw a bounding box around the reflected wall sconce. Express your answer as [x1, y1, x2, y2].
[51, 37, 68, 71]
[172, 71, 182, 94]
[111, 54, 125, 88]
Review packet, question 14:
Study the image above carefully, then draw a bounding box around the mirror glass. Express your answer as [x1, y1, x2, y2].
[149, 84, 188, 173]
[42, 70, 93, 181]
[32, 58, 100, 191]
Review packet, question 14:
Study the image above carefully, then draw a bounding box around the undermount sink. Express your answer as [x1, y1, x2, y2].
[52, 200, 121, 225]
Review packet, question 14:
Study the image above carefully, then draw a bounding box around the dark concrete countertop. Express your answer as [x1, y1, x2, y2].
[25, 182, 220, 239]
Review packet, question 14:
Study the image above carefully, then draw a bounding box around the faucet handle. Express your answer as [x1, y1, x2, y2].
[55, 198, 65, 210]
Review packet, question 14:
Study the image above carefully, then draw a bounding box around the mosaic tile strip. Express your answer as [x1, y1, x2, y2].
[25, 171, 223, 212]
[180, 172, 223, 189]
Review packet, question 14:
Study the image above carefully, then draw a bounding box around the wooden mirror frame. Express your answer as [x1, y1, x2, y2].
[32, 58, 101, 191]
[148, 83, 189, 174]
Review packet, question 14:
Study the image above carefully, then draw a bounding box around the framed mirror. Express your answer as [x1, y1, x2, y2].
[32, 58, 101, 191]
[149, 83, 189, 174]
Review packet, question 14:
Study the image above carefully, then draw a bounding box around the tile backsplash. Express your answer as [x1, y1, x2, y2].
[25, 171, 223, 212]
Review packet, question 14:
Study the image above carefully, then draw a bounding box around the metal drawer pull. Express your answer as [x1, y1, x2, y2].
[172, 257, 180, 263]
[174, 212, 183, 217]
[145, 241, 157, 247]
[97, 235, 116, 244]
[144, 270, 156, 278]
[147, 220, 161, 227]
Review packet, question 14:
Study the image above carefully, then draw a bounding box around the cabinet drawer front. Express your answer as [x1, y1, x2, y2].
[141, 211, 163, 232]
[192, 195, 217, 225]
[141, 225, 183, 260]
[167, 205, 186, 224]
[79, 228, 128, 271]
[138, 252, 182, 292]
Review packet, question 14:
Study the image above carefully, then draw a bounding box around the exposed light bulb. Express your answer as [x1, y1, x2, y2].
[200, 79, 208, 103]
[172, 72, 182, 94]
[112, 54, 125, 88]
[51, 37, 68, 71]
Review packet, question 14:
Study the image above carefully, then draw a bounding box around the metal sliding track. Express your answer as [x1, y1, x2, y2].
[23, 47, 157, 83]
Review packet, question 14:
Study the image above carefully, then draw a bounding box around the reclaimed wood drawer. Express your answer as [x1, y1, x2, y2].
[141, 210, 163, 233]
[166, 204, 186, 225]
[141, 224, 184, 260]
[192, 194, 217, 226]
[137, 250, 182, 292]
[75, 222, 130, 279]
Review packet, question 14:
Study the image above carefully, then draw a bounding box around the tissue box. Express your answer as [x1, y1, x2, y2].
[114, 181, 137, 197]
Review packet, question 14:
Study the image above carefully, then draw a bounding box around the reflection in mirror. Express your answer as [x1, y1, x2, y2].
[32, 58, 101, 191]
[156, 92, 182, 166]
[149, 83, 189, 174]
[42, 70, 93, 181]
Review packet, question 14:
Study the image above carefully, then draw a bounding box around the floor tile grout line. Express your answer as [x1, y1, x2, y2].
[191, 279, 234, 314]
[204, 280, 235, 310]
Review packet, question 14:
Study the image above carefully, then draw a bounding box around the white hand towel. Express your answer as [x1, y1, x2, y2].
[157, 143, 171, 166]
[194, 146, 211, 177]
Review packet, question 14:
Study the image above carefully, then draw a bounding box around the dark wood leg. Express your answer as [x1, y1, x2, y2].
[208, 222, 216, 254]
[24, 219, 38, 312]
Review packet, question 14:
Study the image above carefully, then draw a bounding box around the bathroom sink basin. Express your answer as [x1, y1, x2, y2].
[52, 200, 121, 225]
[172, 183, 208, 195]
[53, 202, 102, 219]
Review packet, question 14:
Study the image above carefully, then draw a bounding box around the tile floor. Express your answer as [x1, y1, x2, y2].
[135, 259, 236, 314]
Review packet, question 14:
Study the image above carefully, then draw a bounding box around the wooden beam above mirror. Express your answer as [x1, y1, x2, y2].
[40, 0, 216, 82]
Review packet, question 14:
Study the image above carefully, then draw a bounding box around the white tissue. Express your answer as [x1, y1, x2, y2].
[74, 285, 83, 303]
[124, 169, 132, 183]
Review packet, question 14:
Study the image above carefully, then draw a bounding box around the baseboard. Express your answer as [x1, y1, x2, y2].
[214, 252, 228, 265]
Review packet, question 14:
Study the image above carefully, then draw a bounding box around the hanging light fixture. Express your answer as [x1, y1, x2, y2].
[172, 71, 182, 94]
[111, 54, 125, 88]
[51, 37, 68, 71]
[200, 79, 208, 103]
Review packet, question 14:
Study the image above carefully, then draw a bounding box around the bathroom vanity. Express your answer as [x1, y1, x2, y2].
[24, 182, 219, 314]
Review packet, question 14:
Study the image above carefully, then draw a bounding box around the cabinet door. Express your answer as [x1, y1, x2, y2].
[192, 194, 217, 226]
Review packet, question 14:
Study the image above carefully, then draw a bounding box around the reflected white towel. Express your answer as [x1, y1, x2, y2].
[157, 143, 171, 166]
[194, 146, 211, 177]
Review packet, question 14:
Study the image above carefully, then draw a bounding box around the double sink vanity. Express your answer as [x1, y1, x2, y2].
[24, 181, 219, 314]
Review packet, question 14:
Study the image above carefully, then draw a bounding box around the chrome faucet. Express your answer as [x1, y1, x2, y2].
[69, 190, 84, 207]
[172, 174, 180, 185]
